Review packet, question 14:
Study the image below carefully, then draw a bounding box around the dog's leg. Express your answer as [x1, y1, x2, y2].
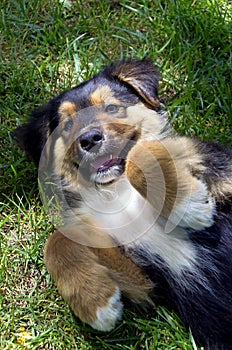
[45, 229, 154, 330]
[44, 230, 123, 331]
[92, 246, 154, 305]
[126, 138, 215, 231]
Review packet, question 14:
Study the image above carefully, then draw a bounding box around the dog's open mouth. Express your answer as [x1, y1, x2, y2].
[90, 154, 125, 185]
[76, 133, 138, 185]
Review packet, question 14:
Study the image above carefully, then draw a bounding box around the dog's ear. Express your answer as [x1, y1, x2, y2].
[110, 58, 160, 108]
[14, 99, 60, 167]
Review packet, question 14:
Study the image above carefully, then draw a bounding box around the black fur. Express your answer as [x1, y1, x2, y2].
[134, 215, 232, 349]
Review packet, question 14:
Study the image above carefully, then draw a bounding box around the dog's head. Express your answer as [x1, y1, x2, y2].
[15, 59, 166, 186]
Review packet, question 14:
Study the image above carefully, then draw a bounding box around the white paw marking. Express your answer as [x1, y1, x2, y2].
[90, 287, 123, 332]
[167, 180, 215, 231]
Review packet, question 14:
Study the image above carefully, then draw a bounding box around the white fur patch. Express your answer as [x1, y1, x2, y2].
[78, 177, 197, 274]
[126, 104, 169, 141]
[128, 222, 197, 274]
[165, 179, 215, 233]
[89, 287, 123, 332]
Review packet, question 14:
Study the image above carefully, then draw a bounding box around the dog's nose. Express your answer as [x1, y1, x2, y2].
[79, 129, 104, 152]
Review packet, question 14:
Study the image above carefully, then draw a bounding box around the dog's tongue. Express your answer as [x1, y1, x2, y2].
[91, 155, 120, 171]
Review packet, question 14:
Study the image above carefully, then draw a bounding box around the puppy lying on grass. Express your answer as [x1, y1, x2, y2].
[15, 59, 232, 349]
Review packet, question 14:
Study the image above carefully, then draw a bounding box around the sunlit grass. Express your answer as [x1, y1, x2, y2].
[1, 0, 231, 348]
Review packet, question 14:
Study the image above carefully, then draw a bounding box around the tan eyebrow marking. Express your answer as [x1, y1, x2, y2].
[90, 85, 112, 105]
[58, 101, 77, 121]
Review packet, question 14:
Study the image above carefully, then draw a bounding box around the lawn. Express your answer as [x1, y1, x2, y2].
[0, 0, 231, 349]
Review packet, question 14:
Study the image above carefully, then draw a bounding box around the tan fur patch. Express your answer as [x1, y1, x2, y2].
[126, 104, 166, 140]
[90, 85, 113, 105]
[118, 75, 160, 108]
[126, 139, 201, 217]
[178, 137, 206, 174]
[44, 230, 118, 324]
[104, 120, 139, 139]
[211, 180, 232, 200]
[44, 230, 153, 325]
[60, 223, 116, 248]
[181, 137, 232, 201]
[92, 246, 154, 304]
[49, 134, 79, 187]
[126, 141, 177, 216]
[58, 101, 77, 121]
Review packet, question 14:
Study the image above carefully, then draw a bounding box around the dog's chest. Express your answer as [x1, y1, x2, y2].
[81, 176, 154, 245]
[80, 176, 197, 273]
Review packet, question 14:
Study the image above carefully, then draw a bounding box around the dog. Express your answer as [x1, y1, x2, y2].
[14, 59, 232, 349]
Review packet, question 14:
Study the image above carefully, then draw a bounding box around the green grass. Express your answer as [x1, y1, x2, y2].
[1, 0, 231, 348]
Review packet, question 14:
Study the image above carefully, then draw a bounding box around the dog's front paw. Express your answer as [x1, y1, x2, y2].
[54, 265, 123, 332]
[45, 231, 124, 332]
[90, 286, 123, 331]
[167, 179, 216, 231]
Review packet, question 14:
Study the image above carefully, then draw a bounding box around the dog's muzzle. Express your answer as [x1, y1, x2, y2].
[75, 127, 137, 185]
[78, 129, 104, 153]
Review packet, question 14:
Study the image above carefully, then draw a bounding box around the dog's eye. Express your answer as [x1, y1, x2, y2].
[64, 119, 74, 131]
[105, 104, 120, 114]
